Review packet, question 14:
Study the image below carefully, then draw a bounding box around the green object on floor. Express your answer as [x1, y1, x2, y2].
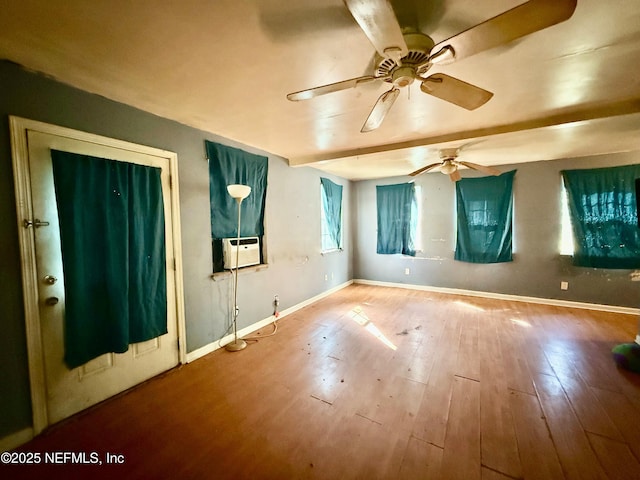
[611, 342, 640, 373]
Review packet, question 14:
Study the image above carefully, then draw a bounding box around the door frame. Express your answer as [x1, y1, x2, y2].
[10, 116, 187, 435]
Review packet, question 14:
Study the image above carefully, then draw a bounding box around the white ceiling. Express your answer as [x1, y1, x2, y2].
[1, 0, 639, 180]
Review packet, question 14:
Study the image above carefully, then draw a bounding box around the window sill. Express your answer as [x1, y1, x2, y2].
[321, 248, 343, 256]
[210, 263, 268, 281]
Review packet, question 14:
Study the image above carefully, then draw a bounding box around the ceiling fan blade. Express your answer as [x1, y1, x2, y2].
[429, 0, 577, 65]
[420, 73, 493, 110]
[458, 161, 501, 176]
[449, 169, 462, 182]
[409, 162, 443, 177]
[361, 87, 400, 133]
[287, 75, 382, 101]
[456, 139, 485, 153]
[344, 0, 408, 62]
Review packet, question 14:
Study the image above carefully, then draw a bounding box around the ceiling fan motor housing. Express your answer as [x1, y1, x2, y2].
[375, 32, 435, 80]
[440, 148, 459, 160]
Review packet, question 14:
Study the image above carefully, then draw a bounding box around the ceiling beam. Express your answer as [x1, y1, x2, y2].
[288, 97, 640, 166]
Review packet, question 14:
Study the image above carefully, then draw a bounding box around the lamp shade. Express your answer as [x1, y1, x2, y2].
[227, 184, 251, 200]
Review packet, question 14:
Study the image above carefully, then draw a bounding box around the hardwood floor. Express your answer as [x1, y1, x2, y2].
[5, 284, 640, 479]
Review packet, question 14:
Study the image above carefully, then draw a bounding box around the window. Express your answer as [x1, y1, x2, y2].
[376, 182, 416, 256]
[320, 177, 343, 252]
[412, 185, 423, 252]
[559, 181, 574, 255]
[561, 164, 640, 268]
[206, 141, 268, 272]
[455, 170, 515, 263]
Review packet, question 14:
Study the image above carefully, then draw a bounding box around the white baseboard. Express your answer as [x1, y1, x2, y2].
[0, 427, 33, 452]
[354, 279, 640, 316]
[187, 277, 636, 363]
[186, 280, 354, 362]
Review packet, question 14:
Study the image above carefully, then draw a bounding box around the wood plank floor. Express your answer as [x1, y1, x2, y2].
[5, 284, 640, 479]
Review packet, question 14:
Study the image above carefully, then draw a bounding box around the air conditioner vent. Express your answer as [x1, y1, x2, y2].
[223, 236, 260, 269]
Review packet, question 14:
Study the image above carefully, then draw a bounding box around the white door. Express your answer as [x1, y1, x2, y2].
[14, 120, 183, 429]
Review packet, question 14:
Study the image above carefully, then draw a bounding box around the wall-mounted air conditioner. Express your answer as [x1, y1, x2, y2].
[223, 236, 260, 269]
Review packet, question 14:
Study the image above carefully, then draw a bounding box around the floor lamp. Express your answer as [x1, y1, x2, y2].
[225, 184, 251, 352]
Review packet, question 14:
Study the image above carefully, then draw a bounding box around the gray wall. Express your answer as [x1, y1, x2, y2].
[0, 61, 352, 439]
[354, 152, 640, 308]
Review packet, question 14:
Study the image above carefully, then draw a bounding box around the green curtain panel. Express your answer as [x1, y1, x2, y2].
[455, 170, 515, 264]
[376, 183, 416, 256]
[561, 164, 640, 268]
[206, 141, 268, 239]
[320, 177, 343, 250]
[51, 150, 167, 369]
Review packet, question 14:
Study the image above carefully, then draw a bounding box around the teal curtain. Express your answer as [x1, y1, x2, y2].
[320, 177, 343, 250]
[51, 150, 167, 369]
[455, 170, 515, 263]
[206, 141, 268, 238]
[562, 164, 640, 268]
[376, 183, 416, 256]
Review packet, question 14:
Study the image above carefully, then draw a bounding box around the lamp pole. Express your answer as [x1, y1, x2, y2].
[225, 184, 251, 352]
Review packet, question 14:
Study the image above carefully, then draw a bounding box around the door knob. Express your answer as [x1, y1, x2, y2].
[44, 275, 57, 285]
[45, 297, 59, 306]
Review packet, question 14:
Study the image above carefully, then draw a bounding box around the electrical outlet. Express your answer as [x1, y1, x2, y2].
[405, 268, 410, 275]
[560, 281, 569, 290]
[324, 274, 328, 281]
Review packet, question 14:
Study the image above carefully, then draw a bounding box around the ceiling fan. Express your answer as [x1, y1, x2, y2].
[286, 0, 577, 133]
[409, 147, 501, 182]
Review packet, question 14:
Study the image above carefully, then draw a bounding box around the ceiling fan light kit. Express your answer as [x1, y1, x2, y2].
[440, 161, 457, 175]
[286, 0, 577, 132]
